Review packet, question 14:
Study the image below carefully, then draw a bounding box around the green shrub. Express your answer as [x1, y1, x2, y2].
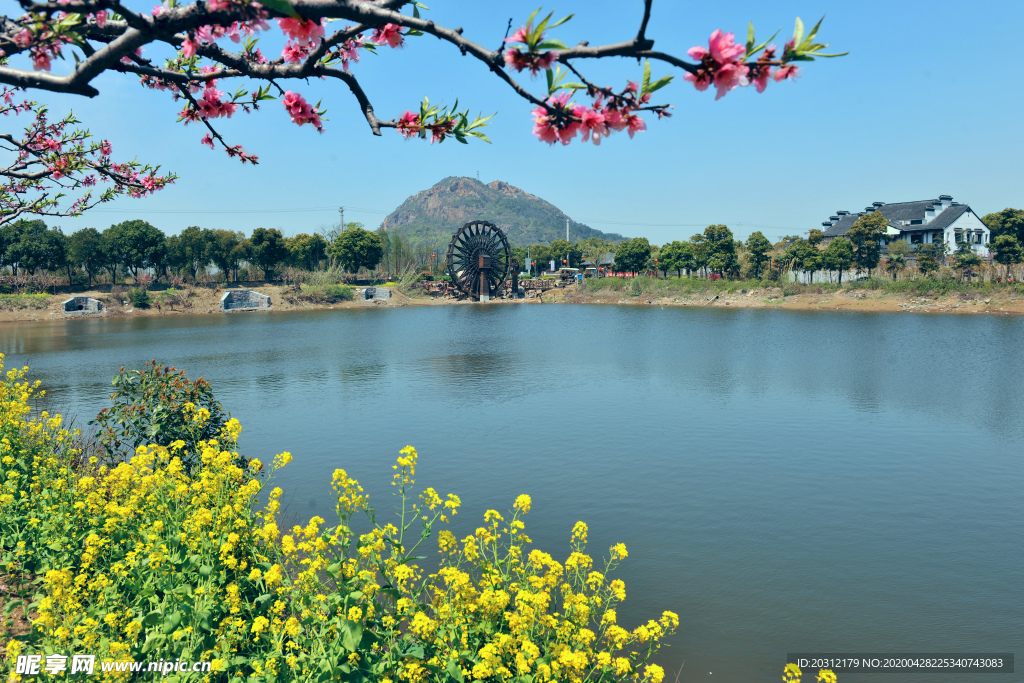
[89, 360, 228, 472]
[127, 287, 151, 308]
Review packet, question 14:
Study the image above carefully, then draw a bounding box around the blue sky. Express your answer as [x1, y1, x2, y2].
[22, 0, 1024, 244]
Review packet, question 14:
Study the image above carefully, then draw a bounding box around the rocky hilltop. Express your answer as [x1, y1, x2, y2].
[379, 177, 626, 247]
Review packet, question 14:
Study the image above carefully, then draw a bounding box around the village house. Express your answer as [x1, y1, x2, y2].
[820, 195, 990, 256]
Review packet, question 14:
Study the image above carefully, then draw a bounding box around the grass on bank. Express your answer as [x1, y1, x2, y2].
[584, 276, 1024, 299]
[0, 294, 50, 310]
[294, 283, 355, 303]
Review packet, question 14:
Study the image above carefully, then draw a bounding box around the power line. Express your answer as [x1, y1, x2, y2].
[88, 205, 391, 215]
[84, 204, 803, 235]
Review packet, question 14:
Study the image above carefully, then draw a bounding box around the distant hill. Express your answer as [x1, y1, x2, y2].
[378, 177, 627, 247]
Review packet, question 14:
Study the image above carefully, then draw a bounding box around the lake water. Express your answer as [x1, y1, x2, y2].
[1, 305, 1021, 682]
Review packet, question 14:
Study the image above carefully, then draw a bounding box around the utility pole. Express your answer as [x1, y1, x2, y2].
[339, 206, 344, 231]
[565, 218, 570, 268]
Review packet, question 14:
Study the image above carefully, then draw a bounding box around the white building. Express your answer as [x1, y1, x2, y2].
[821, 195, 990, 256]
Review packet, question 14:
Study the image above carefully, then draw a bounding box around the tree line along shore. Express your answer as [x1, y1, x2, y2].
[2, 211, 1024, 314]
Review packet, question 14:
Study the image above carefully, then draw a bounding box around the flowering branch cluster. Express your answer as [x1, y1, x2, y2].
[531, 61, 670, 146]
[396, 96, 493, 144]
[0, 83, 175, 225]
[0, 0, 843, 165]
[685, 19, 845, 99]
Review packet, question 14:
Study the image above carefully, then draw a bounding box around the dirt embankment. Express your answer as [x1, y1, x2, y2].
[2, 284, 1023, 323]
[0, 285, 450, 323]
[554, 285, 1024, 315]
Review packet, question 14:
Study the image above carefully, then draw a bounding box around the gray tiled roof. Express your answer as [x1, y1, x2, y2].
[897, 204, 968, 233]
[823, 200, 971, 238]
[875, 199, 940, 222]
[822, 213, 863, 237]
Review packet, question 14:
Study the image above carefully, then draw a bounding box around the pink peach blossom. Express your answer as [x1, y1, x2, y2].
[579, 107, 608, 145]
[707, 30, 745, 63]
[773, 64, 800, 82]
[505, 27, 529, 44]
[181, 35, 198, 58]
[281, 91, 323, 131]
[278, 17, 325, 46]
[281, 42, 310, 63]
[712, 62, 748, 99]
[371, 23, 404, 48]
[31, 50, 52, 71]
[396, 111, 421, 139]
[683, 70, 712, 92]
[625, 112, 647, 138]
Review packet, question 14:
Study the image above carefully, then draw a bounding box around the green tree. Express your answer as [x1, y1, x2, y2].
[98, 227, 123, 284]
[846, 211, 887, 276]
[549, 238, 583, 268]
[657, 241, 689, 277]
[248, 228, 289, 280]
[207, 229, 246, 282]
[783, 238, 821, 283]
[167, 226, 211, 280]
[990, 234, 1023, 280]
[884, 240, 911, 280]
[807, 228, 824, 247]
[702, 224, 738, 277]
[105, 219, 166, 281]
[915, 243, 940, 278]
[376, 228, 393, 272]
[783, 238, 811, 274]
[688, 233, 709, 278]
[527, 243, 552, 273]
[576, 236, 618, 273]
[822, 237, 854, 284]
[981, 208, 1024, 244]
[745, 231, 772, 279]
[952, 239, 982, 281]
[69, 227, 104, 286]
[330, 227, 384, 274]
[613, 237, 652, 275]
[286, 233, 329, 271]
[803, 248, 822, 283]
[5, 219, 48, 274]
[43, 227, 71, 285]
[932, 235, 949, 265]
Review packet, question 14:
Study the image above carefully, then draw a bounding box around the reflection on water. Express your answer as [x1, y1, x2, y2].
[1, 305, 1022, 682]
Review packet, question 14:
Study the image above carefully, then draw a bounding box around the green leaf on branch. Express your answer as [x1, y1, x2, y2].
[257, 0, 299, 17]
[640, 60, 673, 95]
[787, 16, 848, 61]
[536, 39, 567, 50]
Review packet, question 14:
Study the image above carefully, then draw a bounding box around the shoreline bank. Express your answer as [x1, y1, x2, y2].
[1, 284, 1023, 324]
